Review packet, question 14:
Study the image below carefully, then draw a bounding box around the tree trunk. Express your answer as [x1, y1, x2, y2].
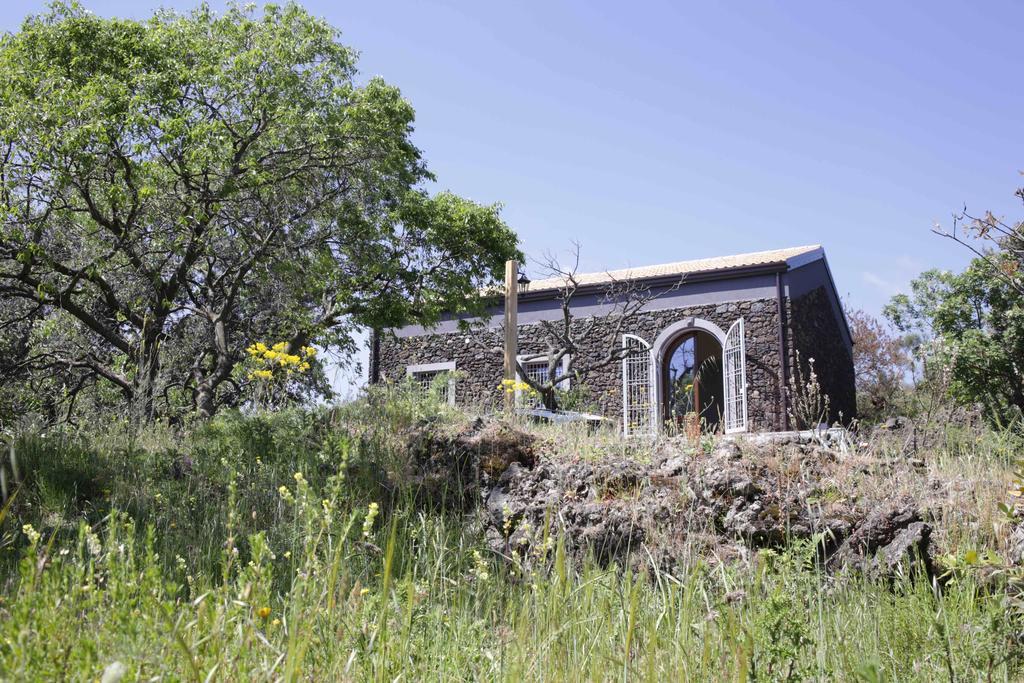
[194, 382, 217, 419]
[542, 387, 558, 411]
[192, 313, 235, 419]
[132, 328, 162, 423]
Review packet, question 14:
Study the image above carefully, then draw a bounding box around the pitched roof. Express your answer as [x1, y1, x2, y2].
[523, 244, 823, 293]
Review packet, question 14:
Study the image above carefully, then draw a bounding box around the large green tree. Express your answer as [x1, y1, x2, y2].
[885, 226, 1024, 424]
[0, 2, 519, 422]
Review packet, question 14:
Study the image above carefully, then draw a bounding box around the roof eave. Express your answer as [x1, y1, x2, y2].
[517, 261, 791, 301]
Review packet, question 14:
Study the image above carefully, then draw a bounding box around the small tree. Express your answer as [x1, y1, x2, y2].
[846, 308, 910, 420]
[884, 263, 1024, 425]
[513, 242, 680, 411]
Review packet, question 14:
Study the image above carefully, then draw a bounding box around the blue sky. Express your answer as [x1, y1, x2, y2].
[3, 1, 1022, 392]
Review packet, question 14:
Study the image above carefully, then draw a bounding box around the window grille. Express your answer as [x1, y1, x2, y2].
[406, 362, 456, 405]
[622, 334, 653, 437]
[723, 318, 748, 433]
[517, 356, 569, 407]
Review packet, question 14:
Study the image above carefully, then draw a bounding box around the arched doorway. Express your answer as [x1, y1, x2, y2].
[622, 317, 746, 437]
[661, 330, 723, 432]
[649, 316, 748, 435]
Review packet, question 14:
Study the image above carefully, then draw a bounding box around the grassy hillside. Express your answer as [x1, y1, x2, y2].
[0, 388, 1022, 681]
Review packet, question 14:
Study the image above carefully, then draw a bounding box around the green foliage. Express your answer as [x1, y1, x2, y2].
[884, 257, 1024, 425]
[0, 1, 520, 424]
[550, 378, 595, 413]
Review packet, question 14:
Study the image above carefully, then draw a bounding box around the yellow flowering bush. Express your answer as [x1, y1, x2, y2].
[242, 342, 321, 409]
[499, 379, 535, 396]
[246, 341, 317, 381]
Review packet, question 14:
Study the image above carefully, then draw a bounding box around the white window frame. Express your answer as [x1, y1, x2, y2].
[406, 361, 457, 406]
[516, 353, 571, 406]
[723, 318, 748, 434]
[622, 334, 654, 437]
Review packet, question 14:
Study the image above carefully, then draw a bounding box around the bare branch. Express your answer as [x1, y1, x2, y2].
[511, 243, 684, 409]
[932, 206, 1024, 296]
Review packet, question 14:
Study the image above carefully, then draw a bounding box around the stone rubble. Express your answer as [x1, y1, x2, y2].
[402, 417, 974, 579]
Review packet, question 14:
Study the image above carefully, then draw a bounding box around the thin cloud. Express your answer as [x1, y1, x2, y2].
[862, 271, 900, 297]
[894, 255, 924, 273]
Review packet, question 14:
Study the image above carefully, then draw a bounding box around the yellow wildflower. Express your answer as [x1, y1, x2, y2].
[278, 485, 294, 504]
[257, 606, 271, 619]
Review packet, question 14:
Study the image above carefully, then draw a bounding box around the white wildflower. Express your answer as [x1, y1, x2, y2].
[86, 531, 102, 557]
[22, 524, 40, 545]
[362, 502, 380, 538]
[100, 660, 127, 683]
[471, 550, 490, 582]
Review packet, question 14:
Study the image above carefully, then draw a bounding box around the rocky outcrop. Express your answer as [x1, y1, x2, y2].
[483, 458, 659, 567]
[403, 419, 939, 578]
[826, 505, 933, 578]
[404, 417, 537, 509]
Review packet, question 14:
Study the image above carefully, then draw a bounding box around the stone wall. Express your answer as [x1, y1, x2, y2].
[377, 297, 789, 431]
[788, 285, 856, 425]
[377, 326, 507, 411]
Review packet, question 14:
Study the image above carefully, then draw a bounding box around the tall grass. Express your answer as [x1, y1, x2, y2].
[0, 391, 1021, 681]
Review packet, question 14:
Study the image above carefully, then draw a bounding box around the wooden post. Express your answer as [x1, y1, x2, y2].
[503, 259, 518, 412]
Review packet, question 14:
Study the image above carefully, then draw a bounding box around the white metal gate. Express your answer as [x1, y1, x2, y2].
[622, 334, 653, 437]
[723, 317, 748, 433]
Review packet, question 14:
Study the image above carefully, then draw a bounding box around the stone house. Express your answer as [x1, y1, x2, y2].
[371, 245, 855, 435]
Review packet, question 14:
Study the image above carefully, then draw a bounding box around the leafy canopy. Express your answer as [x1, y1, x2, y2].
[885, 258, 1024, 425]
[0, 2, 520, 422]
